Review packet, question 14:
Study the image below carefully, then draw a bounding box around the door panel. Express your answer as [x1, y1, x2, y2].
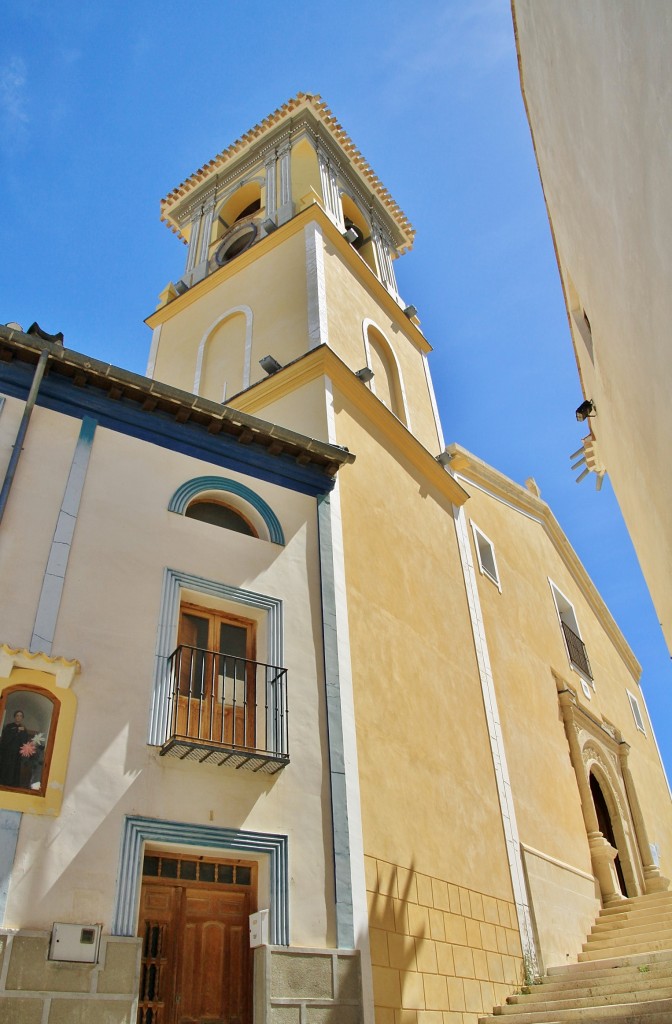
[138, 860, 254, 1024]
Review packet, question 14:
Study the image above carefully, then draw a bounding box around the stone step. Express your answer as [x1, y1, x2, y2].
[584, 927, 672, 951]
[590, 910, 672, 937]
[519, 964, 672, 998]
[547, 949, 672, 977]
[478, 995, 672, 1022]
[598, 893, 672, 916]
[579, 937, 672, 961]
[503, 984, 672, 1013]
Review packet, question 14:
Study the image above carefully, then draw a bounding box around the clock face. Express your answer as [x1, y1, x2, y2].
[214, 223, 258, 267]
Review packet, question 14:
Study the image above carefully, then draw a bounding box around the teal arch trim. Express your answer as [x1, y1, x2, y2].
[112, 815, 289, 944]
[168, 476, 285, 545]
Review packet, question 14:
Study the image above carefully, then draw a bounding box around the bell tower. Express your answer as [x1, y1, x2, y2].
[145, 93, 446, 456]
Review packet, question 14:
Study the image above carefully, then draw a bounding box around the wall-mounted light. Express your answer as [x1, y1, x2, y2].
[403, 305, 418, 319]
[342, 227, 359, 245]
[355, 367, 374, 383]
[436, 451, 452, 467]
[575, 399, 596, 422]
[261, 218, 277, 234]
[259, 355, 283, 375]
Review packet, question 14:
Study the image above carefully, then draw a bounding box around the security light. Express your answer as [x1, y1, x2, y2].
[259, 355, 283, 376]
[261, 218, 277, 234]
[355, 367, 374, 383]
[343, 228, 359, 244]
[575, 399, 595, 422]
[403, 305, 418, 319]
[436, 451, 452, 467]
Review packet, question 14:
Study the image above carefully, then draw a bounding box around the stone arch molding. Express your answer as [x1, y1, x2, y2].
[558, 684, 668, 903]
[168, 476, 285, 546]
[194, 305, 254, 398]
[361, 317, 412, 429]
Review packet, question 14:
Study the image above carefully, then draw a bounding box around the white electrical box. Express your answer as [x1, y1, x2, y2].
[249, 909, 269, 948]
[49, 923, 101, 963]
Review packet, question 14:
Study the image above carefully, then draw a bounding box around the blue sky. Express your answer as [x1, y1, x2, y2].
[3, 0, 670, 777]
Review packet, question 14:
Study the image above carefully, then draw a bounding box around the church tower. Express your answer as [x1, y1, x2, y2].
[145, 93, 445, 457]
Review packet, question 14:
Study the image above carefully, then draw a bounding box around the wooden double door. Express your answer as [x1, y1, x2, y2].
[137, 853, 256, 1024]
[177, 604, 257, 748]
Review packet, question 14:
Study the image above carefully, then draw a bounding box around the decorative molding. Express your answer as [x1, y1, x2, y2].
[193, 305, 254, 397]
[452, 495, 539, 974]
[30, 416, 97, 656]
[305, 224, 329, 350]
[147, 568, 283, 746]
[113, 816, 289, 944]
[0, 644, 80, 688]
[168, 475, 285, 545]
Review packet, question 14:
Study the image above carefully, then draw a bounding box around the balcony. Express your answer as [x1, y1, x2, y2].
[561, 621, 593, 681]
[160, 644, 289, 774]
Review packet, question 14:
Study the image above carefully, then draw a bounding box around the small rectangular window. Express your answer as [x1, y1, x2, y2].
[549, 580, 593, 683]
[627, 690, 646, 734]
[471, 523, 501, 589]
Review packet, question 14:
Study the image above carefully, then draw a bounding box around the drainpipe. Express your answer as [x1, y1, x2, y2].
[0, 348, 50, 526]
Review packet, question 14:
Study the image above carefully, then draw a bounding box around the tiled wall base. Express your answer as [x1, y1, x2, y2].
[365, 856, 523, 1024]
[255, 945, 363, 1024]
[0, 932, 141, 1023]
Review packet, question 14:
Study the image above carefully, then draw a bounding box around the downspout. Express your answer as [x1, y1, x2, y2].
[0, 348, 49, 526]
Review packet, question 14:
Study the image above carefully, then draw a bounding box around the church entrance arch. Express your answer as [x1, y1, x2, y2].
[557, 681, 668, 905]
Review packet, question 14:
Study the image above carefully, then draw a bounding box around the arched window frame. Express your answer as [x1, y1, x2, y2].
[168, 476, 285, 546]
[213, 177, 265, 244]
[194, 305, 253, 400]
[361, 318, 412, 429]
[0, 684, 60, 797]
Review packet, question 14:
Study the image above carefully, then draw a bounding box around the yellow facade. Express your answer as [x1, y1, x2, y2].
[1, 93, 671, 1024]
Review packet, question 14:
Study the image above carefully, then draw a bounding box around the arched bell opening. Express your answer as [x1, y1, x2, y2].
[341, 194, 377, 275]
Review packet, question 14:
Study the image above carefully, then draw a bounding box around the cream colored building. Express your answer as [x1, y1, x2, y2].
[0, 93, 670, 1024]
[511, 1, 672, 653]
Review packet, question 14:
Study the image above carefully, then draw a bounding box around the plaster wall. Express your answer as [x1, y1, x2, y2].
[150, 228, 309, 397]
[460, 475, 672, 959]
[0, 420, 336, 949]
[0, 403, 82, 649]
[513, 0, 672, 652]
[331, 399, 512, 898]
[322, 239, 441, 455]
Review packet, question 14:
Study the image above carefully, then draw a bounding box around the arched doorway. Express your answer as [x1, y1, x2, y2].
[590, 771, 627, 896]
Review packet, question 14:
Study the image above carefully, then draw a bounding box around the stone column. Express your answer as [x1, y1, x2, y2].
[372, 219, 398, 295]
[558, 690, 624, 903]
[265, 152, 277, 224]
[277, 141, 294, 225]
[619, 742, 670, 893]
[198, 196, 216, 266]
[185, 212, 202, 274]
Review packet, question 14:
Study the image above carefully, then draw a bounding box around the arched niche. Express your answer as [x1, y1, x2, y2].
[362, 321, 409, 426]
[0, 684, 60, 796]
[194, 306, 253, 402]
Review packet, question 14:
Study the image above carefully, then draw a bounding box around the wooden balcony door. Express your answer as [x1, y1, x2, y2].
[137, 855, 255, 1024]
[177, 604, 256, 748]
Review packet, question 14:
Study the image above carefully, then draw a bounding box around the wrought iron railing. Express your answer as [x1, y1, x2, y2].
[162, 644, 289, 768]
[561, 621, 593, 681]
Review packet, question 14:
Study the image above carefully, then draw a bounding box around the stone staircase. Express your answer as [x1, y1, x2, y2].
[479, 891, 672, 1023]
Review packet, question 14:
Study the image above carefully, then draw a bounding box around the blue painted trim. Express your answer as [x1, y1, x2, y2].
[0, 810, 21, 926]
[169, 476, 285, 545]
[316, 493, 354, 948]
[30, 416, 97, 654]
[148, 568, 283, 745]
[0, 360, 335, 498]
[113, 815, 289, 944]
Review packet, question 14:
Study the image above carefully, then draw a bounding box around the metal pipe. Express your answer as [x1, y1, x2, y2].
[0, 348, 50, 526]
